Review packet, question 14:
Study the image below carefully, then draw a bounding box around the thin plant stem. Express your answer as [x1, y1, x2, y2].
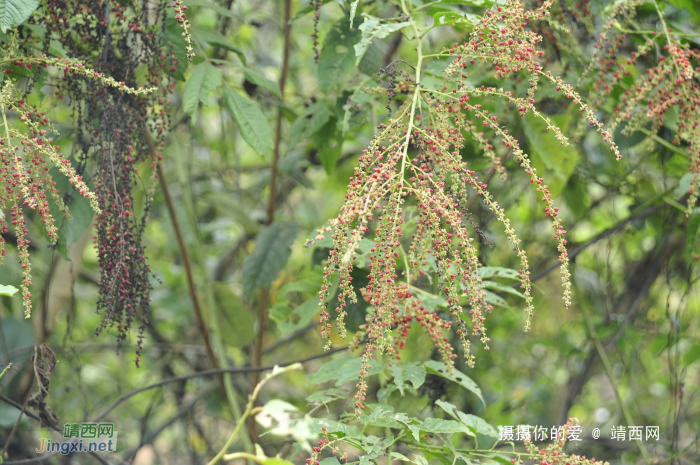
[208, 364, 302, 465]
[581, 304, 652, 464]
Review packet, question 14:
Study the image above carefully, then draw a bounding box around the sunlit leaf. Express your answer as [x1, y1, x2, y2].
[183, 62, 222, 124]
[0, 0, 39, 33]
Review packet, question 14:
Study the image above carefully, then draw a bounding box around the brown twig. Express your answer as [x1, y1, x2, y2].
[155, 163, 221, 376]
[249, 0, 293, 440]
[1, 368, 34, 458]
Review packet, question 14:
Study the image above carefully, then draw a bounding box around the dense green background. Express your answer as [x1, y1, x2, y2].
[0, 0, 698, 463]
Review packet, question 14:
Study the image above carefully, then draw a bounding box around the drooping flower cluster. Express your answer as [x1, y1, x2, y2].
[307, 0, 622, 414]
[43, 0, 175, 365]
[0, 81, 99, 319]
[172, 0, 195, 62]
[311, 0, 324, 63]
[580, 0, 700, 214]
[0, 48, 156, 318]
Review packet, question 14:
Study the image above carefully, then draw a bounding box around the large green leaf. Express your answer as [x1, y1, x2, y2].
[420, 418, 471, 435]
[388, 362, 426, 395]
[311, 356, 383, 385]
[318, 19, 362, 93]
[424, 360, 485, 406]
[435, 400, 498, 438]
[0, 0, 40, 33]
[288, 102, 332, 149]
[183, 63, 222, 124]
[224, 86, 274, 158]
[242, 222, 299, 299]
[432, 10, 480, 29]
[522, 107, 579, 198]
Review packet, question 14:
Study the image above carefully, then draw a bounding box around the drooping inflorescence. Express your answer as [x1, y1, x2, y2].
[42, 0, 175, 365]
[172, 0, 195, 62]
[580, 0, 700, 215]
[0, 46, 156, 319]
[306, 0, 624, 415]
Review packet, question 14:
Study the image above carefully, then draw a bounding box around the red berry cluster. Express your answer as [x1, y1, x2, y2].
[42, 0, 176, 365]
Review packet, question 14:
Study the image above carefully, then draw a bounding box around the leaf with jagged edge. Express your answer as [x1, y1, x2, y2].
[242, 222, 299, 299]
[224, 85, 274, 158]
[0, 0, 39, 33]
[183, 63, 222, 124]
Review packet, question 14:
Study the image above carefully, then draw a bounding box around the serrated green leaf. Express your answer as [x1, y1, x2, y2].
[0, 0, 39, 33]
[183, 63, 222, 124]
[421, 418, 470, 435]
[432, 11, 479, 29]
[242, 223, 299, 299]
[310, 356, 382, 385]
[388, 362, 426, 395]
[435, 400, 497, 437]
[306, 417, 361, 437]
[424, 360, 484, 406]
[224, 86, 274, 158]
[354, 17, 413, 65]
